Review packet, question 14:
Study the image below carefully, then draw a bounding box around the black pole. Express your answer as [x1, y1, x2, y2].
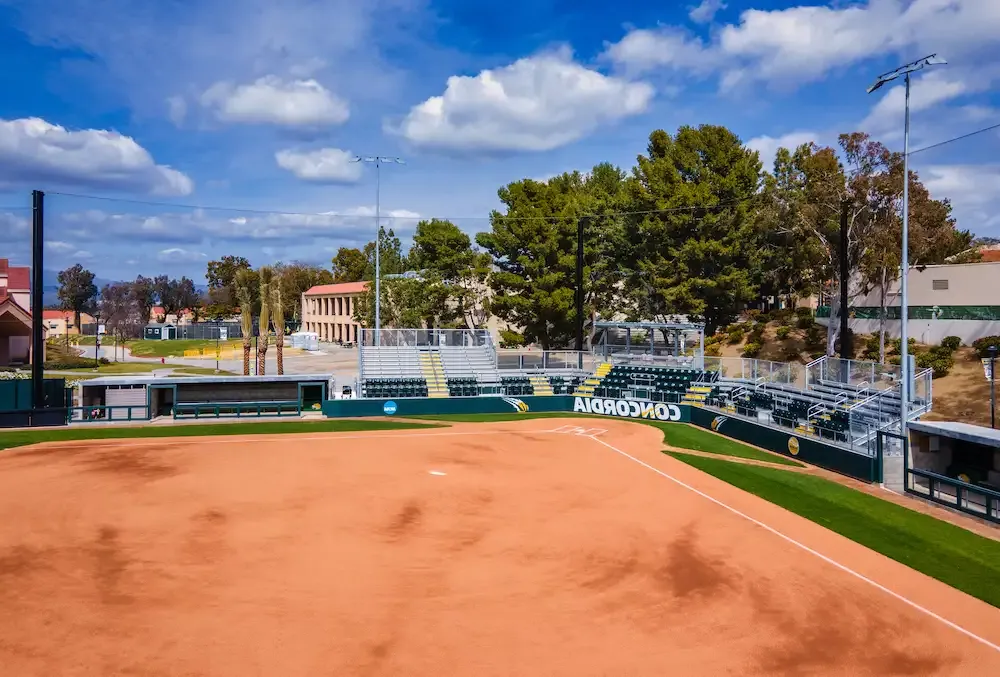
[990, 345, 997, 429]
[575, 217, 586, 352]
[31, 190, 45, 410]
[839, 200, 851, 362]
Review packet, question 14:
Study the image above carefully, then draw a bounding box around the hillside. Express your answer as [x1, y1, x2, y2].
[710, 314, 996, 427]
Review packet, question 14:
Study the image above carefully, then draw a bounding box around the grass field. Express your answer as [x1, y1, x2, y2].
[0, 418, 439, 452]
[414, 413, 804, 467]
[669, 451, 1000, 608]
[129, 339, 245, 358]
[49, 362, 235, 376]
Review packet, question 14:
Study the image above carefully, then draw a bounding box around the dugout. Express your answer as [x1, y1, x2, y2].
[77, 373, 330, 421]
[0, 377, 70, 427]
[906, 420, 1000, 523]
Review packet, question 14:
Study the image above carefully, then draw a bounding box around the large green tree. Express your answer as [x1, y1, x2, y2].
[330, 247, 368, 283]
[409, 219, 492, 329]
[623, 126, 764, 334]
[274, 262, 334, 321]
[205, 255, 252, 319]
[56, 264, 98, 331]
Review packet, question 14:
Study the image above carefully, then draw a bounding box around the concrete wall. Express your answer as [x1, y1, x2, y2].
[301, 292, 362, 343]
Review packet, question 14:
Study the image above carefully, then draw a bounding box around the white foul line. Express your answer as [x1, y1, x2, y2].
[587, 434, 1000, 654]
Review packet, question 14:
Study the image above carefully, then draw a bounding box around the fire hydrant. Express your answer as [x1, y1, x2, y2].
[161, 357, 165, 364]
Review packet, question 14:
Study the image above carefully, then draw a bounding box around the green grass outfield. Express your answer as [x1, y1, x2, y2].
[411, 413, 804, 467]
[0, 419, 439, 452]
[129, 339, 245, 358]
[669, 451, 1000, 609]
[50, 363, 236, 376]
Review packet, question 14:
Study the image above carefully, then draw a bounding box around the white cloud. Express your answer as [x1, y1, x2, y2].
[860, 71, 978, 136]
[689, 0, 726, 24]
[392, 47, 654, 153]
[46, 241, 76, 253]
[201, 76, 349, 127]
[275, 148, 362, 183]
[922, 165, 1000, 235]
[0, 117, 193, 196]
[157, 247, 208, 263]
[601, 28, 715, 76]
[747, 131, 818, 170]
[605, 0, 1000, 89]
[0, 212, 29, 237]
[166, 96, 187, 126]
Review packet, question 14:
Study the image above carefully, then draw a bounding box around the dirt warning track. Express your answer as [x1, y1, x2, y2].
[1, 419, 998, 676]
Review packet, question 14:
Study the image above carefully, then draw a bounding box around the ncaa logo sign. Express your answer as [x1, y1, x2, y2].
[383, 400, 398, 415]
[573, 397, 681, 421]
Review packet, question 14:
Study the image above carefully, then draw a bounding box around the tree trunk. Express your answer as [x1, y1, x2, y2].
[276, 329, 284, 375]
[878, 267, 888, 364]
[242, 340, 251, 376]
[826, 284, 841, 357]
[258, 335, 268, 376]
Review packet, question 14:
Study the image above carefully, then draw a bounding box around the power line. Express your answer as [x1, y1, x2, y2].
[44, 189, 761, 222]
[908, 121, 1000, 157]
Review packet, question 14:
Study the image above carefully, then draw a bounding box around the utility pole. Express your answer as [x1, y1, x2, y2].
[839, 200, 852, 368]
[31, 190, 45, 410]
[351, 155, 404, 343]
[575, 217, 587, 353]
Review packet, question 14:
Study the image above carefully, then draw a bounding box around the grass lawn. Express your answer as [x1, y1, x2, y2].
[0, 419, 440, 452]
[50, 362, 233, 376]
[129, 339, 244, 358]
[412, 414, 802, 467]
[668, 451, 1000, 609]
[172, 367, 237, 376]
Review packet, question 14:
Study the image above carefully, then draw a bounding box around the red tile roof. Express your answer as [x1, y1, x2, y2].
[304, 281, 368, 296]
[0, 259, 30, 290]
[42, 310, 70, 320]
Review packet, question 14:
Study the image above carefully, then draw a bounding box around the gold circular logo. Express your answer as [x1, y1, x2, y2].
[787, 437, 800, 456]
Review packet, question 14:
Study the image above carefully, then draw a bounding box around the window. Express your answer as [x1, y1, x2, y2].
[932, 279, 949, 290]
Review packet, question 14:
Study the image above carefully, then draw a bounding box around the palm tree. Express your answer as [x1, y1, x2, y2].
[235, 270, 254, 376]
[271, 280, 286, 375]
[258, 266, 273, 376]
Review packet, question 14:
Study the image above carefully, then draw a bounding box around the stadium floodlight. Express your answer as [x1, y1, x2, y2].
[867, 54, 945, 440]
[351, 156, 406, 337]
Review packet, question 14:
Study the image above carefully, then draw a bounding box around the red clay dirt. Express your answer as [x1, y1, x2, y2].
[1, 419, 998, 676]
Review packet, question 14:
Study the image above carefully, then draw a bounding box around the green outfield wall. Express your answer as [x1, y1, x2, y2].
[321, 395, 576, 418]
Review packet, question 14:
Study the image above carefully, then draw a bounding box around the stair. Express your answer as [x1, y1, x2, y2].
[683, 384, 713, 404]
[419, 351, 449, 398]
[795, 423, 815, 436]
[529, 375, 553, 396]
[574, 362, 612, 397]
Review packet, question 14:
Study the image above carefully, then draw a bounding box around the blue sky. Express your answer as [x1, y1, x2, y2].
[2, 0, 999, 283]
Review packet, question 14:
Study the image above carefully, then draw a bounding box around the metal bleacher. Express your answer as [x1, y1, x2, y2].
[439, 345, 501, 392]
[360, 346, 424, 380]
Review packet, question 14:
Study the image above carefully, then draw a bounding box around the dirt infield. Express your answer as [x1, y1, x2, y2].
[1, 419, 999, 676]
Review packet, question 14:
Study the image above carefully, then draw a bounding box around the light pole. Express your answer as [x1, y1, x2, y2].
[867, 54, 946, 439]
[93, 312, 101, 371]
[351, 155, 405, 342]
[990, 345, 997, 429]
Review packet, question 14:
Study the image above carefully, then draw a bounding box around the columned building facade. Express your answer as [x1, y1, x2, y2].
[301, 281, 366, 343]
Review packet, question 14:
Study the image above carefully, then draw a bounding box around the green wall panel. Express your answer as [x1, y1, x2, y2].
[322, 395, 575, 418]
[687, 407, 876, 481]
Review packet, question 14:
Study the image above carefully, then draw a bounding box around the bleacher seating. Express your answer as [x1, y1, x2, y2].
[447, 376, 480, 397]
[501, 376, 533, 396]
[439, 345, 501, 385]
[362, 377, 428, 399]
[594, 365, 709, 401]
[361, 346, 423, 379]
[549, 376, 583, 394]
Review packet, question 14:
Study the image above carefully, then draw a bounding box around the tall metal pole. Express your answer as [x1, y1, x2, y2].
[575, 217, 585, 352]
[990, 345, 997, 429]
[900, 73, 911, 439]
[375, 160, 381, 339]
[31, 190, 45, 410]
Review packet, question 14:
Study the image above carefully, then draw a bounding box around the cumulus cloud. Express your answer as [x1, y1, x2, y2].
[0, 117, 193, 196]
[605, 0, 1000, 89]
[747, 131, 819, 170]
[859, 71, 979, 137]
[275, 148, 362, 183]
[46, 241, 76, 254]
[601, 28, 716, 77]
[201, 76, 349, 127]
[922, 165, 1000, 235]
[391, 47, 653, 153]
[689, 0, 726, 24]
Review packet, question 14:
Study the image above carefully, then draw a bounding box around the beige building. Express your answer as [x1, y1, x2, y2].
[43, 310, 95, 336]
[302, 281, 366, 343]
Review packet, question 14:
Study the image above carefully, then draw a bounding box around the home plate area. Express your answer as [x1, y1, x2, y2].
[550, 424, 608, 437]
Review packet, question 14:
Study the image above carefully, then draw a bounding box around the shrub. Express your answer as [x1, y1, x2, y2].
[499, 330, 525, 349]
[940, 336, 962, 352]
[725, 323, 742, 334]
[772, 308, 794, 323]
[917, 349, 954, 378]
[806, 324, 825, 348]
[796, 315, 814, 330]
[971, 336, 1000, 359]
[775, 326, 791, 341]
[888, 337, 917, 356]
[726, 329, 745, 345]
[705, 343, 722, 357]
[783, 345, 802, 361]
[748, 323, 766, 342]
[795, 307, 813, 319]
[746, 309, 761, 321]
[45, 358, 99, 369]
[742, 342, 762, 358]
[861, 332, 884, 361]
